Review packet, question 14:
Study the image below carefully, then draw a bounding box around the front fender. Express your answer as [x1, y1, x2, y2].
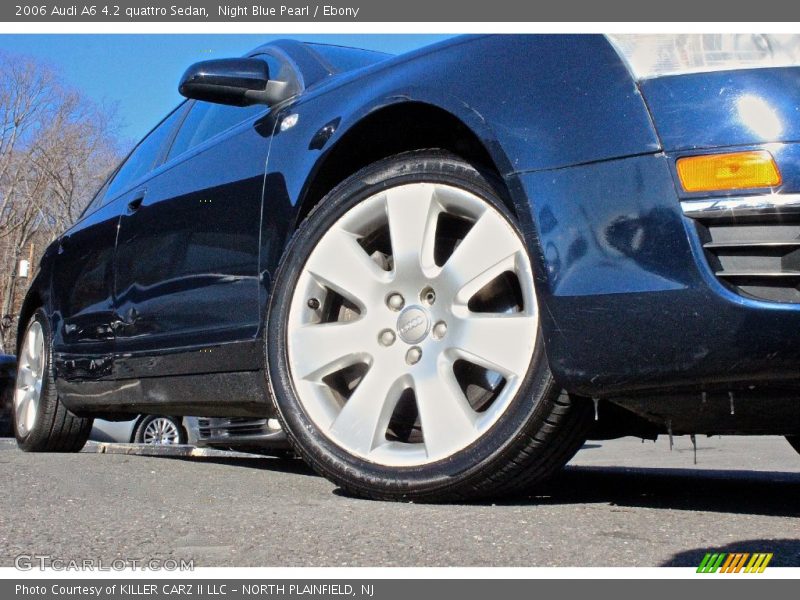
[298, 34, 660, 175]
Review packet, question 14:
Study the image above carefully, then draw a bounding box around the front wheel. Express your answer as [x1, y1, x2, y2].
[14, 308, 93, 452]
[267, 151, 591, 501]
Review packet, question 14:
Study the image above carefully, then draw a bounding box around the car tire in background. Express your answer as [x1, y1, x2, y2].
[134, 415, 187, 445]
[267, 150, 593, 501]
[0, 355, 15, 437]
[13, 308, 93, 452]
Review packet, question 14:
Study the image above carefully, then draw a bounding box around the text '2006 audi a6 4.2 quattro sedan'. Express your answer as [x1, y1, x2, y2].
[12, 34, 800, 500]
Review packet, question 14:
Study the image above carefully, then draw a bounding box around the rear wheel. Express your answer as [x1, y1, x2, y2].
[14, 308, 92, 452]
[267, 151, 591, 501]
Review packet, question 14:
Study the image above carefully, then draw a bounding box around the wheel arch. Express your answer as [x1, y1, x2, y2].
[130, 414, 148, 443]
[16, 287, 43, 356]
[292, 100, 521, 227]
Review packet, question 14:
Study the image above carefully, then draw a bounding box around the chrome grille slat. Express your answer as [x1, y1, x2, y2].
[681, 194, 800, 220]
[682, 194, 800, 303]
[704, 241, 800, 249]
[717, 271, 800, 279]
[196, 417, 274, 440]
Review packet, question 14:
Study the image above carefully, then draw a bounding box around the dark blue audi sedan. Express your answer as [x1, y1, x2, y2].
[11, 34, 800, 500]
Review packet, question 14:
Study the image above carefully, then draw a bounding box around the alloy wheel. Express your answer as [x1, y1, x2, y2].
[287, 182, 538, 466]
[14, 321, 45, 437]
[142, 417, 182, 445]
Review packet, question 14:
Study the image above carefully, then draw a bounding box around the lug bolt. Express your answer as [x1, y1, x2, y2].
[406, 346, 422, 365]
[421, 287, 436, 305]
[386, 293, 405, 311]
[307, 297, 320, 310]
[379, 329, 396, 347]
[432, 321, 447, 340]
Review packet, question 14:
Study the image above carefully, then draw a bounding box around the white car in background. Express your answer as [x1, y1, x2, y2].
[184, 416, 288, 454]
[93, 415, 290, 454]
[5, 352, 289, 452]
[91, 415, 188, 445]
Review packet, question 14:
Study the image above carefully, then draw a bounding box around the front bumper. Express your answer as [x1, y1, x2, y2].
[185, 416, 289, 449]
[521, 145, 800, 398]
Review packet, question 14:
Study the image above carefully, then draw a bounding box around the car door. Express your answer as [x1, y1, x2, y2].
[112, 87, 275, 377]
[52, 107, 187, 380]
[51, 189, 120, 379]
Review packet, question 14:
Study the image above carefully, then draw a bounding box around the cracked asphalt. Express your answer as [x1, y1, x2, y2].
[1, 435, 798, 567]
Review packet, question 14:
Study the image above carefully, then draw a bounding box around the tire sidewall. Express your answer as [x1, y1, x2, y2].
[266, 152, 559, 499]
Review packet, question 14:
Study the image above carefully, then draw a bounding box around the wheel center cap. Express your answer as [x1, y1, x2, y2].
[396, 305, 431, 344]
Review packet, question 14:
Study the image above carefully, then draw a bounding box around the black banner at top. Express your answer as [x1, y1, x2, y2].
[2, 0, 800, 22]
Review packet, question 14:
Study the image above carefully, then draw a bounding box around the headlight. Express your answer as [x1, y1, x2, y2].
[607, 34, 800, 79]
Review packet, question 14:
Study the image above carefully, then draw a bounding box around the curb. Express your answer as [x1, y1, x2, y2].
[83, 441, 260, 459]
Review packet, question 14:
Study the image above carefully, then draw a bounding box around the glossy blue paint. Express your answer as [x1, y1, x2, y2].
[521, 150, 800, 395]
[17, 34, 800, 421]
[291, 35, 660, 175]
[51, 197, 120, 352]
[112, 109, 269, 357]
[640, 67, 800, 151]
[525, 154, 693, 298]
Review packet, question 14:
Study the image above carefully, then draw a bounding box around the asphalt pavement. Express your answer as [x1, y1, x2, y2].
[0, 435, 798, 567]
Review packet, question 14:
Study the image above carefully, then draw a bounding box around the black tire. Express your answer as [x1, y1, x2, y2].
[134, 415, 187, 445]
[787, 436, 800, 455]
[0, 376, 13, 437]
[266, 150, 592, 502]
[14, 309, 93, 452]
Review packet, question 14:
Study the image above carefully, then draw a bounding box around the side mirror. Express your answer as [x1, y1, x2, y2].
[178, 58, 289, 107]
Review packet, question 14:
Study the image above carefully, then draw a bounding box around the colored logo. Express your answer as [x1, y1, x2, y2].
[697, 552, 773, 573]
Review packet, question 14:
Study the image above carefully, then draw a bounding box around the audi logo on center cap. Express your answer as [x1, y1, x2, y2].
[396, 306, 431, 344]
[400, 316, 424, 334]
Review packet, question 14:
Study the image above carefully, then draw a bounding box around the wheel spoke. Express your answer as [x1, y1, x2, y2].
[413, 361, 477, 459]
[305, 227, 389, 308]
[289, 320, 372, 380]
[23, 342, 34, 366]
[163, 422, 178, 443]
[15, 389, 31, 430]
[32, 324, 44, 367]
[385, 184, 440, 277]
[450, 314, 538, 378]
[442, 210, 522, 302]
[329, 366, 401, 455]
[23, 390, 37, 432]
[24, 331, 37, 366]
[17, 366, 31, 389]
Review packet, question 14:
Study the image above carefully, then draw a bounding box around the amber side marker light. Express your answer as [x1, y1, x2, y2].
[677, 151, 782, 192]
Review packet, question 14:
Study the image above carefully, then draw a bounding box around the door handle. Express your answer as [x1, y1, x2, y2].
[127, 195, 145, 213]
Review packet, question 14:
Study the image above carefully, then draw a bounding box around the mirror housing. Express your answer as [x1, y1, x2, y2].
[178, 58, 289, 107]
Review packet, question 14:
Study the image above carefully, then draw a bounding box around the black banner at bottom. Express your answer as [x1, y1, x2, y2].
[3, 579, 797, 600]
